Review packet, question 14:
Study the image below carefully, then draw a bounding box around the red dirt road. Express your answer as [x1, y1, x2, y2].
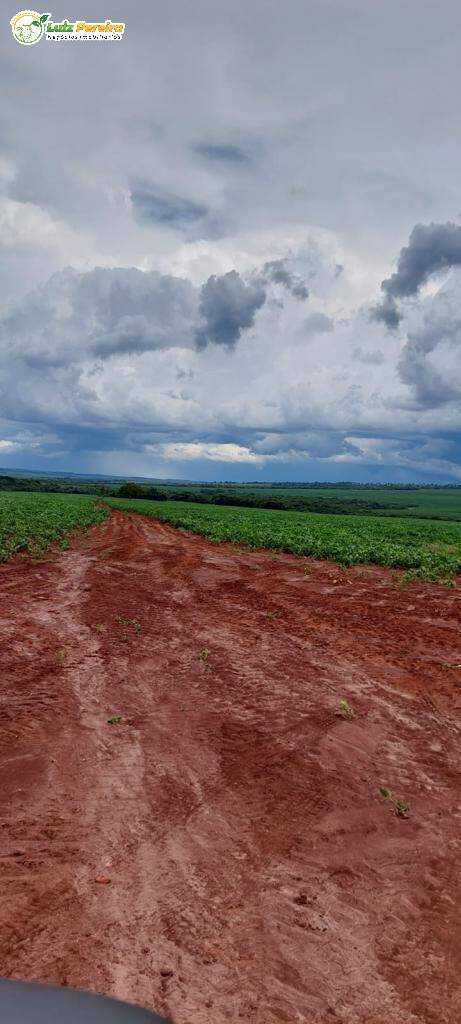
[1, 510, 461, 1023]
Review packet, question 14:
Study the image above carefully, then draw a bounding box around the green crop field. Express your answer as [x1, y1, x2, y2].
[107, 497, 461, 579]
[242, 486, 461, 520]
[228, 486, 461, 520]
[3, 489, 461, 579]
[0, 491, 107, 562]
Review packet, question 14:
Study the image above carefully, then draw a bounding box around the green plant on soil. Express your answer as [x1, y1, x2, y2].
[394, 799, 410, 818]
[0, 492, 107, 562]
[115, 615, 141, 634]
[335, 699, 356, 720]
[379, 787, 410, 817]
[198, 648, 210, 663]
[107, 715, 123, 725]
[106, 497, 461, 579]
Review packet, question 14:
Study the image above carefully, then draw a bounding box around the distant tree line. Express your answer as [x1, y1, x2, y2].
[1, 473, 460, 519]
[115, 481, 413, 515]
[0, 475, 113, 496]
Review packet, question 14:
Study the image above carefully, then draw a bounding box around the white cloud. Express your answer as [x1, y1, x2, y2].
[155, 442, 263, 463]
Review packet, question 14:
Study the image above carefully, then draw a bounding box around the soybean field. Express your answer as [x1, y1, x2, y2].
[107, 496, 461, 578]
[0, 491, 107, 562]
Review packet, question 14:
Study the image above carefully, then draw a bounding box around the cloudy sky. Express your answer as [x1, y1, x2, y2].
[2, 0, 461, 482]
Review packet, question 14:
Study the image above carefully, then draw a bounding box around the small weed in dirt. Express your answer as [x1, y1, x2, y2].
[115, 615, 142, 634]
[198, 647, 210, 664]
[94, 623, 107, 634]
[379, 787, 410, 818]
[335, 699, 356, 720]
[394, 799, 410, 818]
[55, 648, 66, 666]
[267, 609, 284, 619]
[442, 661, 461, 670]
[107, 715, 123, 725]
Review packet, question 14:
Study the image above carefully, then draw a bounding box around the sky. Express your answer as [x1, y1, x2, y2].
[1, 0, 461, 483]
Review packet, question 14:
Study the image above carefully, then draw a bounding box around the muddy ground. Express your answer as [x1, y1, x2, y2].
[1, 509, 461, 1023]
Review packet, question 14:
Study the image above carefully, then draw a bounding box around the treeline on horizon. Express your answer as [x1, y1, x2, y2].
[1, 473, 461, 519]
[0, 473, 405, 514]
[115, 481, 406, 515]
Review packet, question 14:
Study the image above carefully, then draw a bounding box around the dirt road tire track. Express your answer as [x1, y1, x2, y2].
[1, 510, 461, 1023]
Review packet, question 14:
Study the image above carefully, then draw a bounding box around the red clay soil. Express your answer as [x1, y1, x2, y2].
[1, 510, 461, 1024]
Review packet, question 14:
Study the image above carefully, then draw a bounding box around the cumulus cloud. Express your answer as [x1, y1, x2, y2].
[195, 270, 266, 349]
[397, 273, 461, 406]
[3, 252, 313, 371]
[372, 292, 402, 330]
[261, 259, 309, 300]
[373, 222, 461, 327]
[0, 429, 62, 456]
[155, 442, 262, 463]
[1, 266, 198, 365]
[252, 430, 357, 459]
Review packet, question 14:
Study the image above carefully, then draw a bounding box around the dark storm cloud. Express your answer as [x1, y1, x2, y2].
[384, 223, 461, 297]
[193, 142, 252, 165]
[252, 429, 357, 459]
[2, 251, 312, 371]
[130, 183, 208, 227]
[398, 345, 460, 406]
[261, 259, 309, 300]
[1, 266, 199, 364]
[373, 222, 461, 327]
[396, 282, 461, 407]
[372, 292, 402, 329]
[195, 270, 266, 349]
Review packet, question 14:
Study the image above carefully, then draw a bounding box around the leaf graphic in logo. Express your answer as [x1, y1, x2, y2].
[31, 20, 41, 26]
[40, 13, 51, 23]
